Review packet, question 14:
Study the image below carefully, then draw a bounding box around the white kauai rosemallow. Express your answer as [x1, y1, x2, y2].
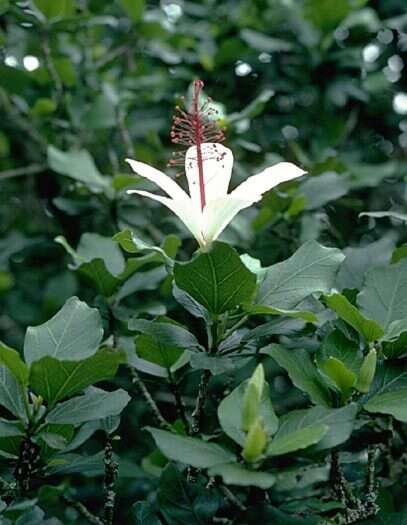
[126, 142, 306, 248]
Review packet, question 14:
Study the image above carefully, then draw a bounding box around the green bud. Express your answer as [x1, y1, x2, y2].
[319, 357, 356, 395]
[242, 417, 267, 463]
[241, 364, 265, 432]
[356, 349, 377, 394]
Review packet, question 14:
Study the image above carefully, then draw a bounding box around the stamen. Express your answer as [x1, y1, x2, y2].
[169, 79, 225, 211]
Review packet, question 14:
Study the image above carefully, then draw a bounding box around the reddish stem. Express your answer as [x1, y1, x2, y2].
[192, 80, 206, 211]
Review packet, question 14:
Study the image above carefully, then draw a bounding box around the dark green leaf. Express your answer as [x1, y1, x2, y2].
[174, 242, 257, 315]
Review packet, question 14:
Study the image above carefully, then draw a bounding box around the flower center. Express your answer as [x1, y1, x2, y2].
[169, 79, 224, 211]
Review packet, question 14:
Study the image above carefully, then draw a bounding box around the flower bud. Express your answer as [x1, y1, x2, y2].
[242, 417, 267, 463]
[241, 364, 265, 432]
[356, 349, 377, 394]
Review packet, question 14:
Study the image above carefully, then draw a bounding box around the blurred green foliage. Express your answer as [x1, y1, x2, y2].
[1, 0, 407, 523]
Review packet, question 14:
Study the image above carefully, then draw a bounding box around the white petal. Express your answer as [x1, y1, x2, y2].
[128, 189, 204, 246]
[185, 143, 233, 208]
[201, 197, 253, 245]
[231, 162, 306, 202]
[126, 158, 190, 201]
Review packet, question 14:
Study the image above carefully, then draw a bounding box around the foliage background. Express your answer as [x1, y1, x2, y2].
[1, 0, 407, 523]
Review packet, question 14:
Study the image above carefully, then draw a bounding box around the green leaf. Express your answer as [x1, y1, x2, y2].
[299, 172, 351, 211]
[119, 0, 145, 22]
[208, 463, 275, 489]
[0, 341, 29, 385]
[268, 424, 328, 456]
[364, 388, 407, 423]
[56, 233, 126, 296]
[278, 404, 357, 452]
[24, 296, 104, 365]
[358, 260, 407, 342]
[146, 427, 236, 469]
[0, 418, 24, 437]
[132, 501, 162, 525]
[266, 345, 331, 407]
[129, 319, 202, 351]
[318, 357, 356, 395]
[218, 380, 278, 446]
[84, 94, 116, 129]
[30, 349, 125, 406]
[336, 236, 396, 291]
[256, 241, 345, 311]
[135, 335, 184, 370]
[157, 464, 220, 524]
[48, 146, 108, 192]
[0, 365, 26, 419]
[324, 293, 384, 342]
[173, 241, 257, 315]
[240, 29, 293, 52]
[46, 388, 130, 426]
[33, 0, 75, 19]
[361, 511, 407, 524]
[317, 330, 363, 376]
[363, 361, 407, 421]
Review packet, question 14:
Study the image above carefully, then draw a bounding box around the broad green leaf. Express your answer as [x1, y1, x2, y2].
[132, 501, 162, 525]
[336, 235, 396, 291]
[318, 357, 356, 396]
[113, 229, 175, 267]
[245, 304, 317, 322]
[358, 260, 407, 342]
[0, 365, 26, 419]
[56, 234, 125, 296]
[0, 418, 24, 437]
[256, 241, 345, 311]
[146, 427, 236, 469]
[299, 172, 351, 211]
[364, 388, 407, 423]
[324, 293, 384, 342]
[84, 94, 116, 129]
[46, 388, 130, 425]
[266, 345, 331, 407]
[317, 330, 363, 376]
[47, 451, 105, 477]
[218, 380, 278, 446]
[24, 296, 103, 365]
[208, 463, 275, 489]
[119, 0, 144, 22]
[268, 424, 328, 456]
[304, 0, 367, 31]
[276, 404, 358, 452]
[157, 464, 220, 524]
[363, 361, 407, 420]
[0, 341, 29, 385]
[30, 349, 125, 406]
[173, 241, 257, 315]
[129, 319, 202, 351]
[135, 335, 184, 370]
[48, 146, 108, 192]
[33, 0, 75, 19]
[240, 29, 293, 52]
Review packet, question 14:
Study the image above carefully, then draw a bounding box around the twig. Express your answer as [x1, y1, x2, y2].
[117, 108, 134, 158]
[62, 495, 104, 525]
[42, 33, 63, 98]
[0, 164, 45, 180]
[14, 436, 40, 494]
[168, 371, 189, 430]
[364, 445, 379, 515]
[220, 485, 247, 512]
[130, 367, 171, 430]
[103, 437, 118, 525]
[191, 369, 211, 435]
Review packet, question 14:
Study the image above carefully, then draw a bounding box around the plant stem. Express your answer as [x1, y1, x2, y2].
[62, 496, 104, 525]
[168, 371, 189, 430]
[220, 485, 247, 512]
[191, 369, 211, 435]
[103, 437, 118, 525]
[0, 164, 45, 180]
[14, 436, 40, 494]
[130, 367, 171, 430]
